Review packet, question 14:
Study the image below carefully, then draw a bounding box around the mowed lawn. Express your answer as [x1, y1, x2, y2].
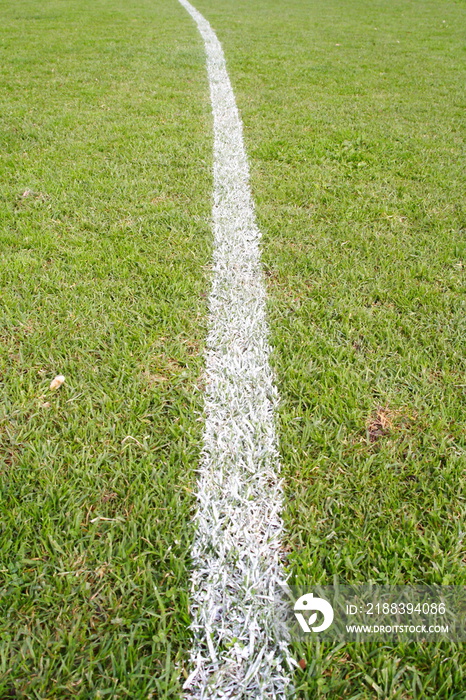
[0, 0, 212, 697]
[1, 0, 466, 698]
[192, 0, 466, 696]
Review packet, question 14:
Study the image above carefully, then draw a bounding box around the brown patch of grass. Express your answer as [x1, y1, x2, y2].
[367, 407, 397, 442]
[101, 492, 118, 503]
[143, 370, 170, 385]
[182, 338, 201, 356]
[143, 355, 185, 386]
[14, 189, 49, 208]
[366, 406, 418, 443]
[0, 418, 20, 471]
[150, 192, 189, 205]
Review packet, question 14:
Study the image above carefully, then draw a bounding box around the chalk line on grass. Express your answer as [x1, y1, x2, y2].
[177, 0, 294, 697]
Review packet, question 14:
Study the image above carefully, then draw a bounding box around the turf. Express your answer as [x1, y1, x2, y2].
[2, 0, 466, 697]
[192, 0, 466, 696]
[0, 0, 212, 696]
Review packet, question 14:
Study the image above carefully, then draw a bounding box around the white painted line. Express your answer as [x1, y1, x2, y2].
[177, 1, 294, 697]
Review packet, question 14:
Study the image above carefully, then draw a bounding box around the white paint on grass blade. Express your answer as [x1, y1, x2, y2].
[177, 1, 294, 697]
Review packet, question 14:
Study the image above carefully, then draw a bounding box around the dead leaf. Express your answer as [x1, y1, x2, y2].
[49, 374, 65, 390]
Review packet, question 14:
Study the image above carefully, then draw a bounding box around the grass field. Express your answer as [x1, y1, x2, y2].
[0, 0, 212, 696]
[1, 0, 466, 697]
[193, 0, 466, 695]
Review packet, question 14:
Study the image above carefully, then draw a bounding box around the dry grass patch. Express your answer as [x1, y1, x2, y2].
[366, 406, 418, 443]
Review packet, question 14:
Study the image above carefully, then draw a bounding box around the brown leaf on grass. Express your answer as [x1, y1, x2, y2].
[49, 374, 65, 390]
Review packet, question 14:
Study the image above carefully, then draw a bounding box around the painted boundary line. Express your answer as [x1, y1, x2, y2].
[177, 0, 294, 697]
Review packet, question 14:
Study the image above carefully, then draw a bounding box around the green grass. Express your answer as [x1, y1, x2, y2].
[193, 0, 466, 696]
[2, 0, 466, 697]
[0, 0, 211, 696]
